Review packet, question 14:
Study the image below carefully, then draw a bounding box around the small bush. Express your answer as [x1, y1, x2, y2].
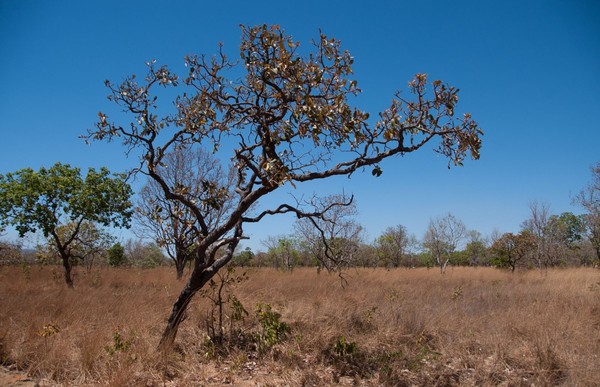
[333, 335, 357, 356]
[105, 330, 131, 355]
[255, 302, 290, 350]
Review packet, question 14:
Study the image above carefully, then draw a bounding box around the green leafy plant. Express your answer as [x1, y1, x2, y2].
[107, 242, 126, 267]
[230, 295, 249, 322]
[255, 302, 290, 350]
[105, 330, 131, 355]
[201, 335, 216, 360]
[201, 267, 248, 345]
[333, 335, 357, 356]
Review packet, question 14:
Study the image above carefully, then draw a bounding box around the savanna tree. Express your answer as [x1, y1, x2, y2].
[135, 147, 234, 279]
[124, 239, 167, 268]
[0, 239, 22, 265]
[575, 163, 600, 265]
[85, 25, 482, 348]
[544, 212, 586, 265]
[491, 230, 536, 272]
[521, 200, 551, 270]
[231, 246, 255, 267]
[375, 225, 417, 267]
[423, 213, 467, 273]
[262, 235, 301, 270]
[0, 163, 132, 287]
[294, 194, 364, 269]
[463, 230, 489, 266]
[37, 220, 114, 271]
[107, 242, 126, 267]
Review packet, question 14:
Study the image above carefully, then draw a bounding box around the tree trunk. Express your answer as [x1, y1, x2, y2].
[61, 255, 74, 288]
[175, 258, 185, 280]
[440, 258, 448, 274]
[158, 265, 218, 350]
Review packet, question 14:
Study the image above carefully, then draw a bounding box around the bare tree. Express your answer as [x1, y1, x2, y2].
[521, 200, 551, 270]
[574, 163, 600, 265]
[86, 25, 483, 349]
[423, 213, 467, 273]
[0, 239, 22, 265]
[294, 194, 364, 269]
[135, 148, 234, 279]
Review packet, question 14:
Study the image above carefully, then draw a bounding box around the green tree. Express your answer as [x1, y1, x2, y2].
[124, 239, 167, 268]
[231, 247, 255, 267]
[263, 235, 301, 270]
[545, 212, 586, 266]
[86, 25, 482, 349]
[463, 231, 488, 266]
[374, 225, 417, 268]
[548, 212, 585, 248]
[107, 242, 126, 267]
[0, 163, 132, 287]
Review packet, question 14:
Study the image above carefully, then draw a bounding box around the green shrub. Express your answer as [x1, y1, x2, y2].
[255, 302, 289, 350]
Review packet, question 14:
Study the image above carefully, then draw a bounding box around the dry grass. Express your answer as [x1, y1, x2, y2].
[1, 265, 599, 386]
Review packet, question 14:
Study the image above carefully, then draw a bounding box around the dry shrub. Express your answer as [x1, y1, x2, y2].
[0, 265, 599, 385]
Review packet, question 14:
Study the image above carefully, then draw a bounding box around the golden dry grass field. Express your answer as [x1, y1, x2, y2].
[1, 265, 599, 386]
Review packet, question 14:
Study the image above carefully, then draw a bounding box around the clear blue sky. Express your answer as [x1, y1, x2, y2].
[1, 0, 599, 251]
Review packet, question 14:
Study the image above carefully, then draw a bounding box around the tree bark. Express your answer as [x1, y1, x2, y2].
[61, 255, 74, 288]
[175, 258, 185, 280]
[158, 264, 218, 350]
[440, 258, 448, 274]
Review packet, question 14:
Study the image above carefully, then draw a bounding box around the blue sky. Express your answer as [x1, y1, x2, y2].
[1, 0, 599, 250]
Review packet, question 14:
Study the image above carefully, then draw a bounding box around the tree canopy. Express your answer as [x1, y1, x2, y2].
[85, 24, 483, 348]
